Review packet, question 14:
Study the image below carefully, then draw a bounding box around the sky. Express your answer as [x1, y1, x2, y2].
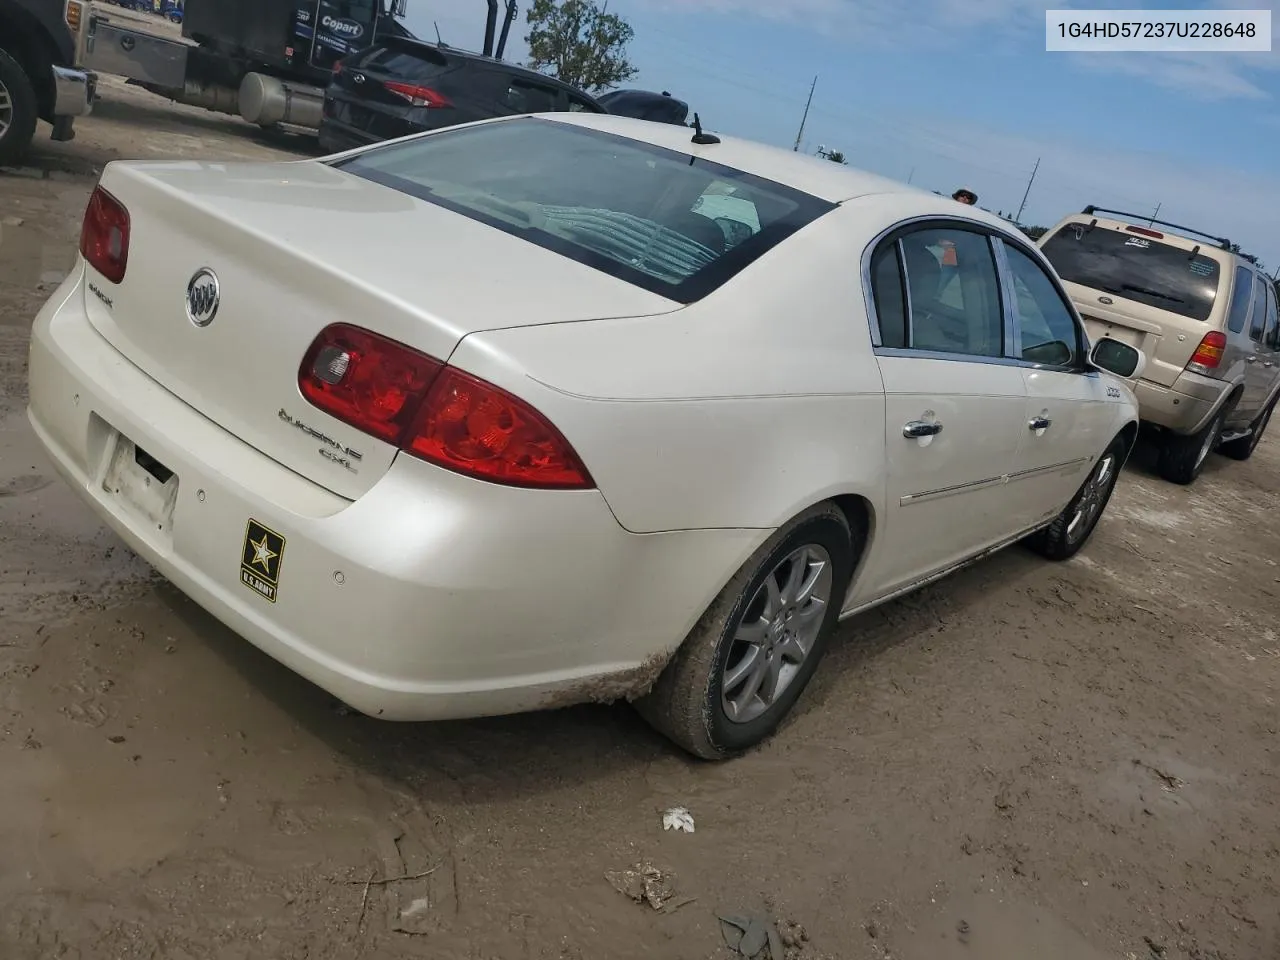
[403, 0, 1279, 271]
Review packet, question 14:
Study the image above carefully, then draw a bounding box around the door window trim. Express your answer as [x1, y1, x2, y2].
[860, 215, 1091, 374]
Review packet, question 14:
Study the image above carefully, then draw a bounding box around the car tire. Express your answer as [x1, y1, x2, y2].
[1157, 407, 1226, 485]
[1219, 398, 1274, 462]
[1026, 435, 1126, 562]
[635, 503, 857, 760]
[0, 49, 39, 168]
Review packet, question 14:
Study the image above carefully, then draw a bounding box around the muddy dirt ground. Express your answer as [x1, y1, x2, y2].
[1, 79, 1278, 960]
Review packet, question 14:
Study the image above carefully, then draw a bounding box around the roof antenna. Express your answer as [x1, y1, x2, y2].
[434, 21, 445, 45]
[691, 113, 720, 146]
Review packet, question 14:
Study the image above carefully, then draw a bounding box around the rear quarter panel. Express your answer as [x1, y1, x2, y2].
[447, 203, 891, 536]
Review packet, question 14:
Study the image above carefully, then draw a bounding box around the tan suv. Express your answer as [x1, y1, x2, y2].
[1038, 207, 1279, 485]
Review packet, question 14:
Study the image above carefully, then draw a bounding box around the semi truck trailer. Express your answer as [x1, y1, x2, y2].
[64, 0, 415, 131]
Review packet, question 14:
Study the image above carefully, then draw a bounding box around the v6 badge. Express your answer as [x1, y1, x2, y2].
[240, 519, 286, 603]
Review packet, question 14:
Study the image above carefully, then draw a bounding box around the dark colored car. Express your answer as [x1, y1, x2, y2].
[318, 37, 604, 152]
[596, 89, 689, 126]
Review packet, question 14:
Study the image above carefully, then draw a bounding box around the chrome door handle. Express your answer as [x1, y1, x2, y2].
[1029, 416, 1052, 430]
[903, 420, 943, 438]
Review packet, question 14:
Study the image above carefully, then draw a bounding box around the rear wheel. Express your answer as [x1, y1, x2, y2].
[1158, 407, 1226, 485]
[1027, 436, 1126, 561]
[1219, 398, 1274, 461]
[636, 503, 856, 760]
[0, 49, 39, 167]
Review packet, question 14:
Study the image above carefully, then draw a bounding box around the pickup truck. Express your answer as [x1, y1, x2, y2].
[0, 0, 97, 164]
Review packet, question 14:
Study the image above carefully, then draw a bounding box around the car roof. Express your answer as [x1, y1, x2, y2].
[543, 112, 988, 209]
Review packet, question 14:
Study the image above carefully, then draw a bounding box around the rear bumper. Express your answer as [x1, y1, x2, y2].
[52, 66, 97, 118]
[1132, 370, 1231, 434]
[27, 269, 757, 721]
[317, 117, 378, 155]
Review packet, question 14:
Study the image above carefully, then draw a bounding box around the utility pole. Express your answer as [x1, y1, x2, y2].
[1014, 157, 1040, 224]
[1149, 202, 1161, 226]
[793, 75, 817, 152]
[907, 166, 915, 184]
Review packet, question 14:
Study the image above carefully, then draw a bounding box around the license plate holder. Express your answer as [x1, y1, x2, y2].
[102, 435, 179, 536]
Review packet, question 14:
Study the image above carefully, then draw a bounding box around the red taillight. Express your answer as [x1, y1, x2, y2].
[298, 325, 593, 490]
[79, 186, 130, 283]
[298, 324, 443, 443]
[1126, 226, 1164, 239]
[1189, 330, 1227, 369]
[383, 81, 451, 108]
[407, 367, 593, 490]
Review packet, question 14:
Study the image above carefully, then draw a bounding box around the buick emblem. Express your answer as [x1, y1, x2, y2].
[186, 268, 220, 327]
[1098, 295, 1114, 305]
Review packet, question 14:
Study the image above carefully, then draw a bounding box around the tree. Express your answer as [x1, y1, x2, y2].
[823, 149, 847, 164]
[525, 0, 638, 93]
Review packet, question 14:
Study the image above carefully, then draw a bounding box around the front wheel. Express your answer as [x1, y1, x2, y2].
[0, 49, 39, 167]
[1026, 436, 1126, 561]
[636, 503, 856, 760]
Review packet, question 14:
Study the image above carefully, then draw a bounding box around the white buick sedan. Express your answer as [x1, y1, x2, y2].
[28, 113, 1143, 758]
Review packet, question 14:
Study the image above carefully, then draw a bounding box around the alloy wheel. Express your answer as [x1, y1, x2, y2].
[1195, 415, 1222, 470]
[721, 544, 833, 724]
[1067, 453, 1115, 544]
[0, 79, 12, 142]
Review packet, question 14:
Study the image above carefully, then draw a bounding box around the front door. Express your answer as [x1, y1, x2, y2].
[860, 224, 1028, 596]
[999, 240, 1114, 529]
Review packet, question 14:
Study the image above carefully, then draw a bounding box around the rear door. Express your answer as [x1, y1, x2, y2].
[1039, 223, 1226, 387]
[866, 222, 1028, 592]
[1257, 281, 1280, 412]
[1240, 275, 1271, 417]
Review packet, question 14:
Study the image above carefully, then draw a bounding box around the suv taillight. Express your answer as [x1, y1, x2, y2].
[1188, 330, 1227, 370]
[383, 81, 451, 108]
[298, 324, 593, 490]
[79, 186, 130, 283]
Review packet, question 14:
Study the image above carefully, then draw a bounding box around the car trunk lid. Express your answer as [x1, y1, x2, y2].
[80, 159, 680, 500]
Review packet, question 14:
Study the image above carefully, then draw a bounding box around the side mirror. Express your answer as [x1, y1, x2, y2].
[1091, 337, 1146, 380]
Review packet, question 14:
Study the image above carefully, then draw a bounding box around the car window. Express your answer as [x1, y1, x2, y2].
[351, 45, 450, 82]
[1266, 281, 1280, 350]
[897, 228, 1003, 358]
[1040, 225, 1222, 323]
[566, 93, 598, 113]
[870, 243, 907, 348]
[1227, 265, 1255, 335]
[335, 117, 834, 303]
[1249, 280, 1266, 342]
[503, 78, 560, 114]
[1005, 244, 1079, 367]
[691, 180, 761, 250]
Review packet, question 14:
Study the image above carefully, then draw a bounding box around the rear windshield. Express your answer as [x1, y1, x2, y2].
[332, 117, 834, 303]
[1040, 224, 1222, 322]
[347, 42, 450, 82]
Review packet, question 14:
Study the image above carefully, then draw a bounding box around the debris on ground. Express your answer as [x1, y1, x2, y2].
[662, 806, 695, 833]
[605, 861, 676, 910]
[719, 911, 784, 959]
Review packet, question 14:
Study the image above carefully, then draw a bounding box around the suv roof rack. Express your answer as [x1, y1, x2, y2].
[1080, 205, 1233, 250]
